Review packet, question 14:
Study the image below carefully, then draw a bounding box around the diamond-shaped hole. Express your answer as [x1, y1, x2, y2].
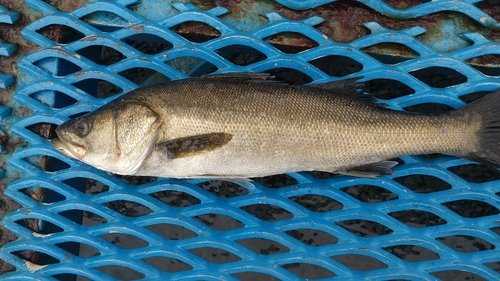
[36, 24, 85, 44]
[442, 200, 500, 218]
[285, 228, 339, 246]
[237, 238, 290, 255]
[364, 78, 415, 100]
[188, 247, 241, 264]
[76, 45, 126, 66]
[382, 0, 430, 8]
[240, 204, 294, 221]
[459, 91, 491, 104]
[306, 171, 340, 179]
[166, 56, 218, 75]
[118, 67, 170, 86]
[30, 91, 78, 109]
[383, 245, 440, 262]
[393, 174, 452, 194]
[491, 226, 500, 235]
[485, 261, 500, 274]
[265, 68, 312, 85]
[122, 33, 173, 55]
[12, 250, 59, 265]
[102, 200, 153, 217]
[388, 210, 447, 228]
[290, 194, 343, 213]
[20, 187, 65, 203]
[410, 67, 467, 88]
[170, 21, 221, 43]
[149, 190, 201, 208]
[55, 241, 100, 258]
[335, 219, 393, 237]
[281, 263, 336, 279]
[431, 270, 488, 281]
[52, 274, 91, 281]
[331, 254, 387, 271]
[145, 223, 198, 240]
[34, 57, 82, 76]
[59, 209, 107, 225]
[403, 102, 455, 114]
[447, 164, 500, 183]
[193, 213, 244, 231]
[80, 12, 129, 32]
[141, 256, 192, 272]
[264, 32, 319, 54]
[309, 55, 363, 77]
[341, 185, 398, 203]
[252, 174, 298, 188]
[436, 235, 495, 253]
[15, 219, 63, 234]
[114, 174, 157, 185]
[361, 43, 419, 64]
[96, 265, 145, 280]
[100, 233, 148, 249]
[196, 180, 249, 198]
[26, 122, 55, 139]
[61, 177, 102, 194]
[23, 155, 70, 172]
[231, 272, 280, 281]
[72, 79, 123, 98]
[217, 44, 267, 66]
[465, 54, 500, 76]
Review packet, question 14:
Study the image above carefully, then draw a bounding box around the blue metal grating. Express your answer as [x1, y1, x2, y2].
[2, 0, 500, 280]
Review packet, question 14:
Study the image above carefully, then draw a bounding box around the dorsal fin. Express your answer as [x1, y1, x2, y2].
[202, 72, 280, 83]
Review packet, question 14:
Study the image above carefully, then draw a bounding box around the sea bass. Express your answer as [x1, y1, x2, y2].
[52, 73, 500, 178]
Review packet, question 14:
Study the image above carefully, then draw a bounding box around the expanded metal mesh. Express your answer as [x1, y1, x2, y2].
[2, 0, 500, 280]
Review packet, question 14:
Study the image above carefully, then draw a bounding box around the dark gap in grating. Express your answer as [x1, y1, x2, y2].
[30, 91, 78, 109]
[34, 57, 82, 76]
[393, 174, 452, 194]
[166, 56, 218, 75]
[99, 233, 149, 249]
[281, 263, 336, 279]
[217, 45, 267, 66]
[381, 0, 431, 8]
[149, 190, 201, 208]
[237, 238, 290, 255]
[35, 24, 85, 44]
[118, 67, 170, 86]
[122, 33, 173, 54]
[335, 219, 393, 237]
[418, 153, 446, 159]
[72, 79, 123, 98]
[436, 235, 495, 253]
[309, 55, 363, 77]
[82, 178, 109, 195]
[465, 54, 500, 76]
[490, 226, 500, 235]
[431, 270, 488, 281]
[114, 174, 157, 185]
[196, 180, 249, 198]
[82, 210, 108, 226]
[141, 256, 193, 272]
[383, 245, 440, 262]
[341, 185, 398, 203]
[53, 274, 92, 281]
[363, 78, 415, 100]
[193, 214, 244, 231]
[96, 265, 145, 281]
[12, 250, 59, 265]
[403, 102, 454, 114]
[170, 21, 221, 43]
[409, 67, 468, 88]
[264, 32, 319, 54]
[231, 272, 281, 281]
[20, 187, 64, 203]
[441, 200, 500, 218]
[26, 122, 54, 139]
[264, 68, 313, 85]
[15, 219, 63, 234]
[145, 223, 198, 240]
[102, 200, 153, 217]
[447, 164, 500, 183]
[25, 155, 70, 172]
[331, 254, 388, 271]
[485, 261, 500, 274]
[469, 64, 500, 76]
[361, 42, 419, 64]
[388, 210, 447, 228]
[290, 194, 343, 212]
[252, 174, 298, 188]
[58, 209, 88, 225]
[307, 171, 341, 179]
[68, 111, 90, 119]
[75, 45, 123, 66]
[285, 228, 339, 246]
[240, 204, 294, 221]
[459, 91, 491, 104]
[188, 247, 241, 264]
[55, 242, 100, 258]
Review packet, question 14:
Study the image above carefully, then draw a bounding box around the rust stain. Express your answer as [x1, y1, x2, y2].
[381, 0, 431, 9]
[133, 24, 145, 33]
[39, 0, 89, 13]
[170, 21, 222, 43]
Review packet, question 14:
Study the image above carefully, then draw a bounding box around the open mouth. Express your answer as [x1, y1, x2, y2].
[51, 138, 87, 160]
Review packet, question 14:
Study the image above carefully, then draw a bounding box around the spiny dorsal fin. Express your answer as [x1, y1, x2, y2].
[307, 77, 364, 94]
[336, 160, 398, 178]
[158, 132, 233, 159]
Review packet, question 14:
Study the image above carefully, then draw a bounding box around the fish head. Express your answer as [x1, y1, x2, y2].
[52, 102, 162, 175]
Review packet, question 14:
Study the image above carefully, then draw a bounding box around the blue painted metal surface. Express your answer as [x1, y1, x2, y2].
[0, 4, 18, 89]
[1, 0, 500, 280]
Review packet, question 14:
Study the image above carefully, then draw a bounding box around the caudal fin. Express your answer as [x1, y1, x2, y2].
[459, 90, 500, 167]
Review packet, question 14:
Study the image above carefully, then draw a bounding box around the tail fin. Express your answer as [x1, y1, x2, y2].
[458, 90, 500, 167]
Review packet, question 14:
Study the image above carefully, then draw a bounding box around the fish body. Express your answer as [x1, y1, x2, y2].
[52, 73, 500, 178]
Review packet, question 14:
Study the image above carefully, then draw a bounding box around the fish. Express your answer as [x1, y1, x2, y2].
[51, 73, 500, 179]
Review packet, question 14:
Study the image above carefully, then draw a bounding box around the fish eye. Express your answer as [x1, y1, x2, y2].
[74, 118, 90, 137]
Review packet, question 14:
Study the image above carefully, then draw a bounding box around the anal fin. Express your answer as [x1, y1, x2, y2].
[335, 161, 398, 178]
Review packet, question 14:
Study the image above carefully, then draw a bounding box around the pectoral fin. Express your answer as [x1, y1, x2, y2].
[336, 161, 398, 178]
[158, 132, 233, 159]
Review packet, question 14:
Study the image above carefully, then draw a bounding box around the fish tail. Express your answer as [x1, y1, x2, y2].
[458, 90, 500, 167]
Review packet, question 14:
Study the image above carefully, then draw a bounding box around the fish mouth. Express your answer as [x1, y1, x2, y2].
[52, 138, 87, 160]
